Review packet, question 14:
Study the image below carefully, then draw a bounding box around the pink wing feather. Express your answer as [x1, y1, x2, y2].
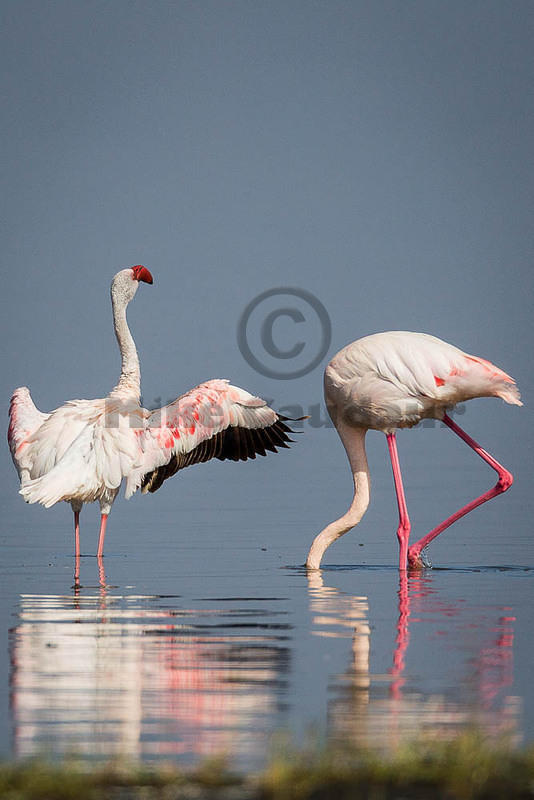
[125, 379, 294, 498]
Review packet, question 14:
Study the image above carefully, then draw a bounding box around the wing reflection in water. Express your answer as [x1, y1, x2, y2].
[307, 570, 520, 750]
[10, 560, 290, 762]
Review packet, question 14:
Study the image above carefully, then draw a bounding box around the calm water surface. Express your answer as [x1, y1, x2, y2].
[1, 440, 532, 769]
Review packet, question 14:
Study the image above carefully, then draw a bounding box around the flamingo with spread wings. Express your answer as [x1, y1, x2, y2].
[305, 331, 522, 571]
[9, 266, 296, 558]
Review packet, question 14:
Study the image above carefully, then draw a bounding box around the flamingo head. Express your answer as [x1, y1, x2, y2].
[111, 265, 154, 307]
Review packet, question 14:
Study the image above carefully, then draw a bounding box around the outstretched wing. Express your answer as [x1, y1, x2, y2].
[125, 379, 295, 497]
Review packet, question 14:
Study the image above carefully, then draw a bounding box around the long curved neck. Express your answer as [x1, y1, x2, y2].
[306, 426, 370, 569]
[110, 293, 140, 400]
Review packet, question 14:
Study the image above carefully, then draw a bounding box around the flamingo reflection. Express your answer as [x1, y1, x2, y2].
[391, 572, 517, 719]
[10, 560, 290, 761]
[307, 570, 520, 749]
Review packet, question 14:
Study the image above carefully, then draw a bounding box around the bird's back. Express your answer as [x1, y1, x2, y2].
[324, 331, 521, 432]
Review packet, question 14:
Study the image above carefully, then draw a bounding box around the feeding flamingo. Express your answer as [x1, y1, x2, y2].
[9, 266, 296, 558]
[305, 331, 522, 570]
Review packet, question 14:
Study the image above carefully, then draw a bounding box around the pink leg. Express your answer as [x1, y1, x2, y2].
[74, 511, 80, 559]
[74, 553, 80, 592]
[387, 433, 411, 571]
[97, 514, 108, 558]
[408, 413, 513, 567]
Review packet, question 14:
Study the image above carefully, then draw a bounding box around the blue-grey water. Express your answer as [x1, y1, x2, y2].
[1, 425, 532, 769]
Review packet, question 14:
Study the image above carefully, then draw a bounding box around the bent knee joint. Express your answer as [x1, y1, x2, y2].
[497, 469, 513, 493]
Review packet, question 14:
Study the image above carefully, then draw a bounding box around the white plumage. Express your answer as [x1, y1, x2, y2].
[9, 266, 295, 557]
[324, 331, 521, 432]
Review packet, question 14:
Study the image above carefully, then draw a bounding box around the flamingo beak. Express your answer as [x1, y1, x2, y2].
[131, 265, 154, 284]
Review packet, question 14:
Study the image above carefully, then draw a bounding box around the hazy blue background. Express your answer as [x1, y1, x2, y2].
[2, 0, 533, 567]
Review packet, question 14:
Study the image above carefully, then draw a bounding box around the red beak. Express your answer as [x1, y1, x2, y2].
[131, 265, 153, 284]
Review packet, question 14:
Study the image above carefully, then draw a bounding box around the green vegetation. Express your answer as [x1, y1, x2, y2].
[1, 733, 533, 799]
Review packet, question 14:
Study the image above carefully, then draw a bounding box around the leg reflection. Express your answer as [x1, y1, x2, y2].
[72, 555, 108, 596]
[307, 569, 520, 750]
[390, 571, 410, 699]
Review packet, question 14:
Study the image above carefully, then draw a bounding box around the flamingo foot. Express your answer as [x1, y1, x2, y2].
[407, 546, 432, 570]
